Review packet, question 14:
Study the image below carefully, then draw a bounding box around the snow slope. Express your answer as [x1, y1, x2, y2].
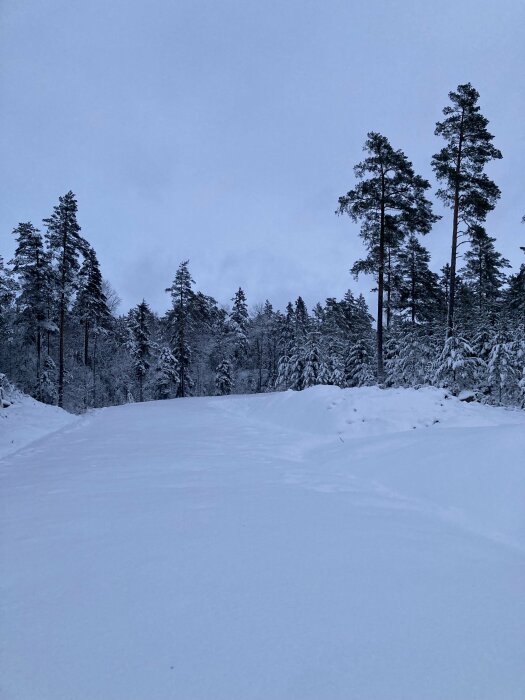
[1, 387, 524, 700]
[0, 391, 77, 459]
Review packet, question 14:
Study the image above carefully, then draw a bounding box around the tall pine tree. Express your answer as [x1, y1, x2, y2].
[43, 191, 87, 406]
[338, 132, 437, 381]
[432, 83, 502, 335]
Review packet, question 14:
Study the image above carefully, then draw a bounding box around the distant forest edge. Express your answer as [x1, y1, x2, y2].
[1, 83, 524, 412]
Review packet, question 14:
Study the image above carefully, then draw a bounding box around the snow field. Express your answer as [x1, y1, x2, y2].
[1, 386, 524, 699]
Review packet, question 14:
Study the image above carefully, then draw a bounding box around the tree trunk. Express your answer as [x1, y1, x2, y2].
[58, 291, 65, 407]
[36, 327, 42, 401]
[92, 332, 97, 408]
[84, 320, 89, 366]
[447, 109, 465, 337]
[377, 172, 386, 382]
[411, 249, 416, 326]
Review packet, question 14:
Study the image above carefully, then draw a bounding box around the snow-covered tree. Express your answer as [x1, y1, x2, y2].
[153, 346, 179, 400]
[215, 358, 233, 396]
[433, 335, 483, 395]
[166, 261, 195, 397]
[127, 300, 153, 402]
[344, 339, 375, 387]
[44, 191, 87, 406]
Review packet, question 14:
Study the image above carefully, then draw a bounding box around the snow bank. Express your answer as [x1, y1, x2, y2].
[218, 384, 524, 438]
[0, 390, 77, 460]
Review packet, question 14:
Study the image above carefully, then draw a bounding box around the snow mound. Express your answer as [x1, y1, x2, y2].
[217, 385, 523, 439]
[0, 390, 77, 460]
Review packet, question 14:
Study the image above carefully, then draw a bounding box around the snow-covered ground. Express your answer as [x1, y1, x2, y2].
[1, 386, 524, 699]
[0, 390, 77, 460]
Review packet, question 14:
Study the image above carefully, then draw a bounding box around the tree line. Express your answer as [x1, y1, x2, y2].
[1, 82, 524, 411]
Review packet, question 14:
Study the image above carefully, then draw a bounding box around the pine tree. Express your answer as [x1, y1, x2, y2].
[166, 260, 195, 397]
[338, 132, 438, 381]
[275, 303, 295, 390]
[433, 335, 483, 396]
[215, 358, 233, 396]
[394, 235, 440, 325]
[43, 191, 87, 406]
[505, 245, 525, 331]
[127, 300, 153, 402]
[39, 354, 58, 404]
[432, 83, 502, 335]
[75, 246, 111, 366]
[462, 225, 510, 315]
[0, 255, 18, 376]
[229, 287, 249, 361]
[153, 346, 179, 400]
[10, 223, 54, 398]
[385, 327, 435, 387]
[486, 335, 516, 404]
[344, 339, 375, 387]
[303, 328, 325, 388]
[294, 296, 309, 339]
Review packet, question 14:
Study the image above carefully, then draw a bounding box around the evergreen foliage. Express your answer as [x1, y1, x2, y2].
[337, 132, 438, 381]
[1, 85, 523, 412]
[432, 83, 502, 334]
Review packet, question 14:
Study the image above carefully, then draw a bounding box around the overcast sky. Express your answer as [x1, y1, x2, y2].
[1, 0, 523, 315]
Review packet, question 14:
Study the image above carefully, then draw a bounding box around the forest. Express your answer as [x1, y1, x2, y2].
[1, 83, 524, 412]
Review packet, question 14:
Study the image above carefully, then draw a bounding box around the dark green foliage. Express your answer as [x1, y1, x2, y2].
[432, 83, 502, 334]
[338, 132, 438, 381]
[43, 191, 87, 406]
[166, 261, 195, 397]
[462, 226, 510, 315]
[127, 300, 153, 402]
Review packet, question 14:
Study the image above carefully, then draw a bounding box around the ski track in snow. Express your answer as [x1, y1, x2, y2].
[1, 386, 525, 700]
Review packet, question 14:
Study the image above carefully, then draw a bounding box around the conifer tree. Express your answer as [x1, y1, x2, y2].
[75, 246, 111, 366]
[394, 235, 440, 325]
[462, 225, 509, 315]
[43, 191, 87, 406]
[487, 340, 514, 404]
[276, 303, 295, 389]
[166, 260, 195, 397]
[432, 83, 502, 335]
[0, 255, 17, 376]
[303, 328, 325, 388]
[344, 338, 375, 387]
[229, 287, 249, 361]
[215, 358, 233, 395]
[153, 346, 179, 400]
[433, 335, 483, 395]
[11, 223, 53, 398]
[127, 300, 153, 402]
[338, 132, 437, 381]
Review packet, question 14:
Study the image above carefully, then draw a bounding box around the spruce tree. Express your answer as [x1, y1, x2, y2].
[166, 260, 195, 397]
[344, 338, 375, 387]
[43, 191, 87, 406]
[11, 222, 53, 398]
[433, 335, 483, 396]
[432, 83, 502, 335]
[153, 346, 179, 400]
[276, 303, 295, 389]
[462, 225, 509, 315]
[215, 358, 233, 395]
[229, 287, 249, 361]
[127, 300, 153, 402]
[338, 132, 437, 381]
[394, 235, 440, 326]
[75, 246, 111, 366]
[0, 255, 17, 376]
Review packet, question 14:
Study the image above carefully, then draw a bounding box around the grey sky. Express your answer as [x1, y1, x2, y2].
[1, 0, 523, 315]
